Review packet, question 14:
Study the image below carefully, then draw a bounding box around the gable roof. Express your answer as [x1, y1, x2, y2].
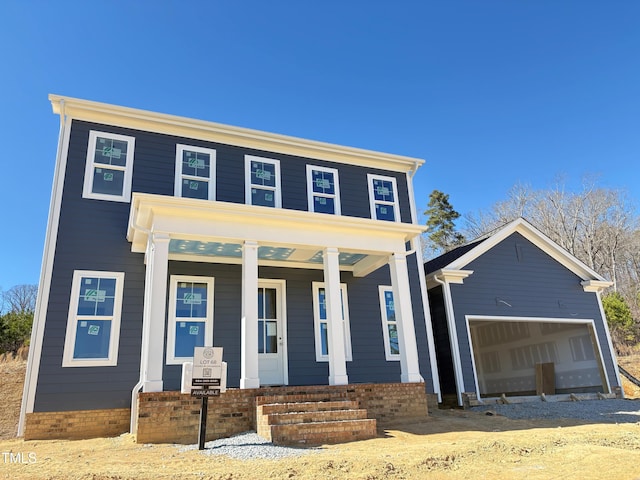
[425, 218, 611, 285]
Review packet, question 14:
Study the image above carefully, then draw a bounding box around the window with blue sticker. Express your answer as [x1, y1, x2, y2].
[83, 131, 135, 202]
[175, 145, 216, 200]
[245, 156, 281, 207]
[62, 271, 125, 367]
[379, 287, 400, 360]
[167, 276, 214, 364]
[368, 174, 400, 222]
[306, 165, 341, 215]
[312, 282, 352, 362]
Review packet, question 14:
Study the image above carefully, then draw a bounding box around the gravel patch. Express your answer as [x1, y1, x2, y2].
[472, 399, 640, 423]
[179, 431, 324, 460]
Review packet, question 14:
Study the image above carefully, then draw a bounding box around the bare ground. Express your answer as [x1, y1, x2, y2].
[1, 357, 640, 479]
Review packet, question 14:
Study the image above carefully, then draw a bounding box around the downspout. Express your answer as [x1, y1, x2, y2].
[432, 274, 465, 406]
[406, 161, 442, 401]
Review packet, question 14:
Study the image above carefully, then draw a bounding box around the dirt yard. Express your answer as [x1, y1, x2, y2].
[1, 357, 640, 480]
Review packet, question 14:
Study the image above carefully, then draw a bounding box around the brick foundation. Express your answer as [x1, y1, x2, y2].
[136, 382, 428, 444]
[24, 408, 130, 440]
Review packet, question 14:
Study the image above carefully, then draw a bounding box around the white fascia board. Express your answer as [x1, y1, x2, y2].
[581, 280, 614, 293]
[50, 94, 424, 173]
[446, 218, 609, 282]
[128, 193, 425, 255]
[426, 269, 473, 288]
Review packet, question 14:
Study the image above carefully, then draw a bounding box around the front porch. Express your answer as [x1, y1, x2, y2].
[135, 382, 429, 444]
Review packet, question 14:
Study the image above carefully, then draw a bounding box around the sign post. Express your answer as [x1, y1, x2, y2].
[190, 347, 225, 450]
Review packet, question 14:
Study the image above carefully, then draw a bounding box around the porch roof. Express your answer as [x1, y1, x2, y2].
[127, 193, 425, 277]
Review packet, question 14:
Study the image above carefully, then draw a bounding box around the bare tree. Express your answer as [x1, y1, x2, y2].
[2, 284, 38, 314]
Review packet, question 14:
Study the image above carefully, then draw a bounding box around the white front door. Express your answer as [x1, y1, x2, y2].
[258, 280, 287, 385]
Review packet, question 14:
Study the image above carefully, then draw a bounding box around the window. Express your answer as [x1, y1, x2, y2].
[306, 165, 341, 214]
[62, 271, 124, 367]
[166, 276, 214, 365]
[83, 131, 135, 202]
[312, 282, 352, 362]
[379, 286, 400, 360]
[175, 144, 216, 200]
[367, 174, 400, 221]
[245, 155, 281, 207]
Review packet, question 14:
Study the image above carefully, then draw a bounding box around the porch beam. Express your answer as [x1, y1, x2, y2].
[389, 252, 422, 383]
[240, 240, 260, 388]
[324, 247, 348, 385]
[142, 233, 170, 392]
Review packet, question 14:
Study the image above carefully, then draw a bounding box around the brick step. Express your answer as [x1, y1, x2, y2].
[255, 391, 348, 406]
[258, 400, 359, 416]
[266, 408, 369, 426]
[269, 418, 377, 446]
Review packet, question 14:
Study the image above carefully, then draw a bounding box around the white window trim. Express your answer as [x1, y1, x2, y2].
[166, 275, 215, 365]
[245, 155, 282, 208]
[82, 130, 135, 202]
[367, 174, 400, 222]
[62, 270, 125, 367]
[312, 281, 352, 362]
[379, 286, 400, 361]
[174, 144, 216, 200]
[306, 164, 341, 215]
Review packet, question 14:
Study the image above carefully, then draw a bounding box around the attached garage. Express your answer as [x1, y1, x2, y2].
[467, 317, 609, 398]
[425, 218, 621, 405]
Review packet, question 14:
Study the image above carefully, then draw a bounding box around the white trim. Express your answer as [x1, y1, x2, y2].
[306, 164, 341, 215]
[367, 174, 400, 222]
[174, 144, 216, 200]
[82, 130, 135, 202]
[432, 276, 465, 405]
[465, 315, 614, 399]
[244, 155, 282, 208]
[19, 113, 72, 435]
[241, 240, 260, 388]
[61, 270, 125, 367]
[594, 291, 623, 395]
[50, 94, 424, 173]
[445, 218, 611, 283]
[312, 282, 352, 362]
[378, 286, 400, 361]
[166, 275, 215, 365]
[257, 278, 289, 386]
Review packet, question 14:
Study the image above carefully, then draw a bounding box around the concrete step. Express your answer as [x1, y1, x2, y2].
[269, 418, 377, 446]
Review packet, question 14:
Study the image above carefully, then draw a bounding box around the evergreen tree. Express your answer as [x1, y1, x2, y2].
[424, 190, 466, 254]
[602, 291, 636, 345]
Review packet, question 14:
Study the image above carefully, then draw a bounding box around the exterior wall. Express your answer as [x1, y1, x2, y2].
[136, 383, 428, 444]
[32, 118, 430, 417]
[448, 232, 619, 394]
[24, 408, 130, 440]
[426, 285, 456, 395]
[163, 260, 432, 391]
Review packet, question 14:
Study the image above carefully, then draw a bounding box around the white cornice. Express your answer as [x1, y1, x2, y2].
[128, 193, 426, 258]
[581, 280, 614, 293]
[49, 94, 424, 173]
[426, 269, 474, 288]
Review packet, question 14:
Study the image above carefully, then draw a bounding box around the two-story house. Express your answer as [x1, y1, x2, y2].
[19, 95, 439, 442]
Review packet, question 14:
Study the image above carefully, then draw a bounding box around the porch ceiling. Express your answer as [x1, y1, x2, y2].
[127, 193, 425, 276]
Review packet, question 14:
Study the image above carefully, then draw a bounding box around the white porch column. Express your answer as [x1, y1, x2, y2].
[240, 240, 260, 388]
[142, 233, 170, 392]
[323, 247, 348, 385]
[389, 252, 423, 383]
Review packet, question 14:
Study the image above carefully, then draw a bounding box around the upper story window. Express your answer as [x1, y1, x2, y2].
[62, 270, 125, 367]
[306, 165, 341, 215]
[175, 144, 216, 200]
[379, 286, 400, 361]
[367, 174, 400, 222]
[312, 282, 352, 362]
[166, 275, 215, 365]
[83, 131, 135, 202]
[245, 155, 282, 207]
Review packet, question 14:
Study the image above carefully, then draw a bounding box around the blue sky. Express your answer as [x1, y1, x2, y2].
[1, 1, 639, 290]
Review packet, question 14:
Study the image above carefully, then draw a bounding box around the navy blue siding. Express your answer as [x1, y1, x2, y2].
[448, 232, 618, 392]
[162, 261, 432, 391]
[34, 118, 427, 412]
